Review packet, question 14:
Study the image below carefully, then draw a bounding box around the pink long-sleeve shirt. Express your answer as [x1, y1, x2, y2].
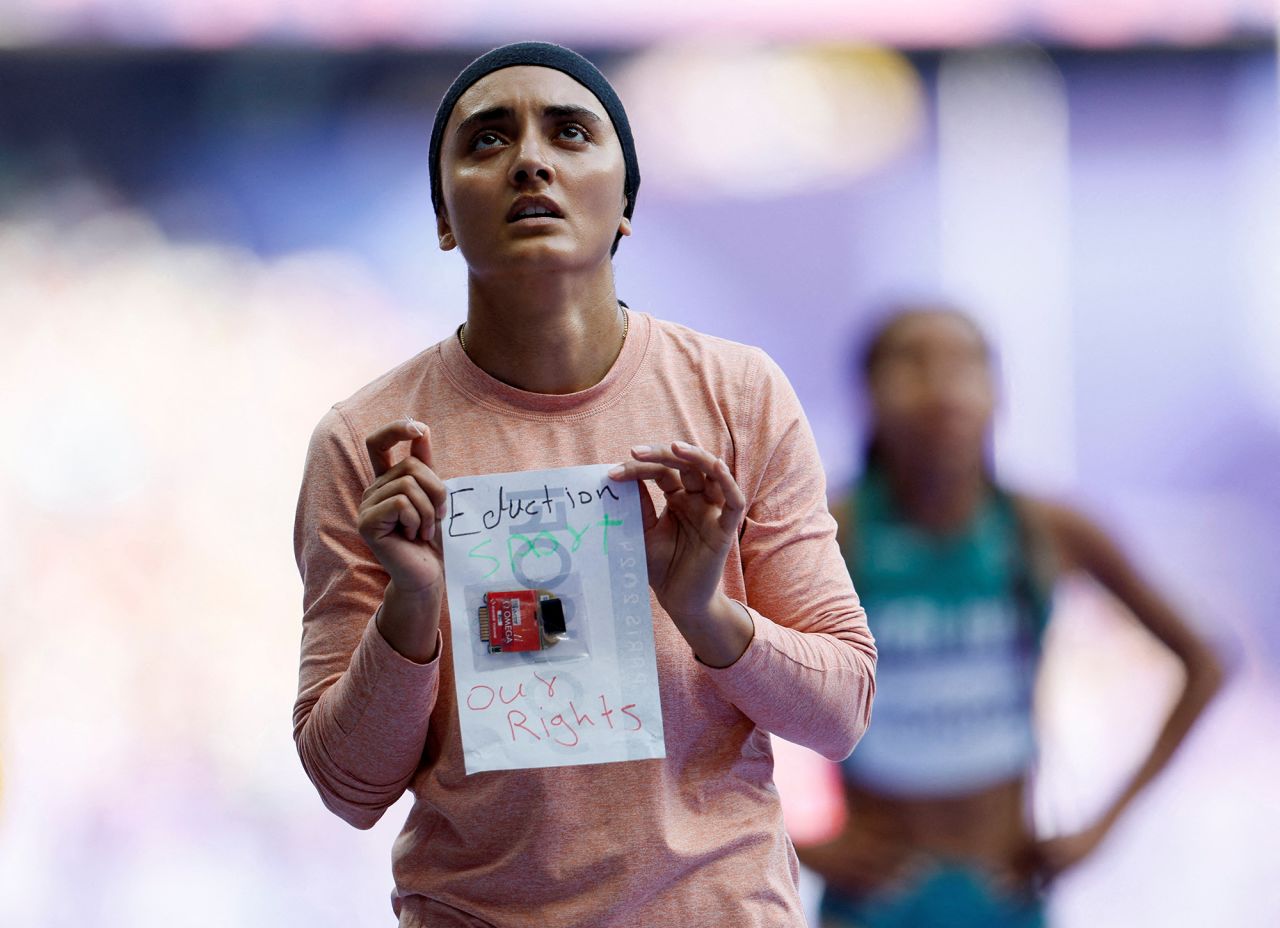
[293, 311, 876, 927]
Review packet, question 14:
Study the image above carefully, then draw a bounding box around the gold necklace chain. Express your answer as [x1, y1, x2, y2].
[457, 307, 628, 356]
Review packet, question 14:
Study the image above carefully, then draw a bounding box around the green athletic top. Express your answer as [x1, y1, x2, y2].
[839, 468, 1053, 797]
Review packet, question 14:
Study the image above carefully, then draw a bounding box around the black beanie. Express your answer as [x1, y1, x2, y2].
[428, 42, 640, 255]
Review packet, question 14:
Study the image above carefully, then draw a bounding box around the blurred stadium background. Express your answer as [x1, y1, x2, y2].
[1, 2, 1278, 925]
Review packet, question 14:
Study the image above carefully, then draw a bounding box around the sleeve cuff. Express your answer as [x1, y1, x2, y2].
[697, 603, 785, 684]
[365, 612, 443, 678]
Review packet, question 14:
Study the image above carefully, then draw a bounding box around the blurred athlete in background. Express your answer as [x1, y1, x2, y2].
[799, 305, 1223, 928]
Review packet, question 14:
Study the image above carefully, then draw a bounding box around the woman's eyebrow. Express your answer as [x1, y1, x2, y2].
[544, 104, 602, 124]
[454, 106, 514, 138]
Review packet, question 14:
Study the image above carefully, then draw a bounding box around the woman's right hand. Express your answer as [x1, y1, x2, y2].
[358, 419, 448, 600]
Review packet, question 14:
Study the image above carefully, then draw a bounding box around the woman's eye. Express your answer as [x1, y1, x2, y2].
[558, 125, 588, 142]
[472, 132, 503, 150]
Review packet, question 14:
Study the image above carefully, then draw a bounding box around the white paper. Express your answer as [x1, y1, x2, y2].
[442, 463, 666, 774]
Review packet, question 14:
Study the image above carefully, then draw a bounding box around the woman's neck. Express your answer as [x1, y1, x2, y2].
[878, 452, 989, 535]
[460, 265, 626, 394]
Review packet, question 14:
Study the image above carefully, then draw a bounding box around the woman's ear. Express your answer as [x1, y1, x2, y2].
[437, 211, 457, 251]
[617, 215, 632, 239]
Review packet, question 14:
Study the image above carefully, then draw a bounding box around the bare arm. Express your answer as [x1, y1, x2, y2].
[1033, 499, 1226, 875]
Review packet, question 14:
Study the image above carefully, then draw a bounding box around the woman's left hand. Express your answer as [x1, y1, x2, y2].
[609, 441, 753, 666]
[1032, 819, 1112, 885]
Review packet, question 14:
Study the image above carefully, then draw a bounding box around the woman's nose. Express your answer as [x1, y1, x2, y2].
[509, 136, 555, 187]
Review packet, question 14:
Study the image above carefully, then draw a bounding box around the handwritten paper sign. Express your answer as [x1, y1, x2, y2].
[442, 463, 666, 775]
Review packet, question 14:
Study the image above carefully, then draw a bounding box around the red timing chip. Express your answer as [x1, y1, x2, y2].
[479, 590, 567, 653]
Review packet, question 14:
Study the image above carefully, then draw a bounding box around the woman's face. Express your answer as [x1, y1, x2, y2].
[437, 66, 630, 277]
[867, 311, 996, 465]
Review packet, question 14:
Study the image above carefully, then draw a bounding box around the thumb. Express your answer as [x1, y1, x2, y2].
[635, 480, 660, 532]
[410, 422, 433, 467]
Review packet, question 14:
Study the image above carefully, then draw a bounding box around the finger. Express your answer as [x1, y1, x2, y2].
[709, 457, 747, 533]
[635, 481, 660, 532]
[362, 476, 438, 541]
[361, 490, 430, 543]
[624, 442, 696, 471]
[629, 445, 714, 495]
[409, 422, 434, 470]
[668, 439, 720, 470]
[702, 464, 727, 507]
[365, 418, 426, 478]
[671, 443, 741, 499]
[677, 466, 706, 495]
[652, 441, 733, 497]
[610, 459, 685, 497]
[359, 495, 422, 543]
[364, 456, 448, 517]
